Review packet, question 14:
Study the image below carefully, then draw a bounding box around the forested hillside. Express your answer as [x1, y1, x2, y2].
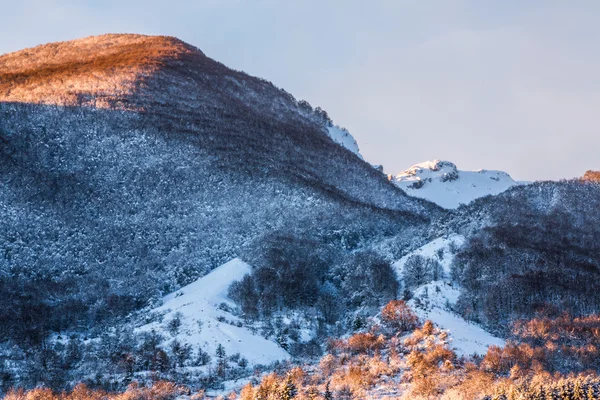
[2, 34, 600, 398]
[449, 181, 600, 334]
[0, 34, 440, 391]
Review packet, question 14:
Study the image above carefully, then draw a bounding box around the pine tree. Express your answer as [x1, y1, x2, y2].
[216, 343, 228, 378]
[278, 375, 297, 400]
[170, 339, 192, 368]
[587, 383, 596, 400]
[153, 349, 170, 372]
[216, 343, 226, 359]
[324, 381, 333, 400]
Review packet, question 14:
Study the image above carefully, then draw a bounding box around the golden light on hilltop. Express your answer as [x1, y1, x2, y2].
[0, 34, 194, 109]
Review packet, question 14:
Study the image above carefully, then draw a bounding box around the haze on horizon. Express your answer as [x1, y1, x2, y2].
[2, 0, 598, 181]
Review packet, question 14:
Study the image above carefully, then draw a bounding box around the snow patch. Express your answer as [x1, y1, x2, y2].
[409, 282, 504, 357]
[394, 235, 504, 356]
[393, 234, 465, 277]
[137, 258, 290, 366]
[327, 125, 362, 159]
[392, 159, 520, 209]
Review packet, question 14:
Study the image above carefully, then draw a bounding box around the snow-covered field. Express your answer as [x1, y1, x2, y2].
[137, 258, 290, 366]
[392, 160, 519, 209]
[394, 234, 504, 356]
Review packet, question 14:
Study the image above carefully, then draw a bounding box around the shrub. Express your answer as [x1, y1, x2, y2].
[381, 300, 419, 333]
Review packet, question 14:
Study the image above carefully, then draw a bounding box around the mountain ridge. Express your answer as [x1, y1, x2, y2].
[392, 159, 520, 209]
[0, 36, 438, 383]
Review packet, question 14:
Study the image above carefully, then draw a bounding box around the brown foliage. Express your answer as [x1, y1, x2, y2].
[509, 313, 600, 372]
[381, 300, 419, 333]
[346, 332, 385, 355]
[5, 381, 187, 400]
[481, 343, 544, 375]
[67, 384, 107, 400]
[582, 170, 600, 183]
[445, 368, 497, 400]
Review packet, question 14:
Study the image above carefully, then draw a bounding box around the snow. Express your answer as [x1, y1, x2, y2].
[393, 233, 465, 277]
[392, 159, 520, 209]
[394, 235, 504, 356]
[327, 125, 363, 159]
[137, 258, 290, 366]
[409, 282, 504, 357]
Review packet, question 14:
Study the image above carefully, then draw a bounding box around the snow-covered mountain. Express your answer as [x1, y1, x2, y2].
[138, 259, 289, 367]
[5, 33, 600, 399]
[391, 160, 519, 209]
[0, 34, 440, 390]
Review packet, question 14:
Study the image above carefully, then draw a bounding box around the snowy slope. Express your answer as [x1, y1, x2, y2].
[409, 282, 504, 356]
[393, 234, 465, 277]
[327, 125, 363, 159]
[137, 258, 290, 366]
[393, 235, 504, 356]
[392, 160, 519, 209]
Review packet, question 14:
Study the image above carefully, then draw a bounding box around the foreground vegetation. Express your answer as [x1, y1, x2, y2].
[7, 300, 600, 399]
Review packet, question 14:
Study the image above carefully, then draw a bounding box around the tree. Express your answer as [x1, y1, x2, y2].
[403, 255, 430, 289]
[64, 337, 83, 369]
[216, 343, 226, 359]
[170, 339, 192, 368]
[324, 382, 333, 400]
[167, 312, 182, 336]
[239, 383, 254, 400]
[278, 375, 297, 400]
[229, 276, 259, 320]
[216, 343, 228, 377]
[153, 349, 170, 372]
[428, 259, 443, 281]
[195, 346, 211, 366]
[381, 300, 419, 332]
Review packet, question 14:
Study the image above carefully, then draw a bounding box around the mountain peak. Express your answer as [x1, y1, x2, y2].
[398, 159, 458, 181]
[0, 34, 207, 108]
[392, 159, 519, 209]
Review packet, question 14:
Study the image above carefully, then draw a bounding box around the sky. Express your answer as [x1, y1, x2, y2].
[2, 1, 599, 181]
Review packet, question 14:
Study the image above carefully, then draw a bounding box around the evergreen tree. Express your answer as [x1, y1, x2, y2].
[167, 312, 182, 336]
[195, 346, 211, 366]
[278, 375, 297, 400]
[153, 349, 170, 372]
[216, 343, 228, 377]
[170, 339, 192, 368]
[324, 381, 333, 400]
[216, 343, 226, 359]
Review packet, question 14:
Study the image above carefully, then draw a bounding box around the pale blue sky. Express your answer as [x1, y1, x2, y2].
[2, 1, 599, 180]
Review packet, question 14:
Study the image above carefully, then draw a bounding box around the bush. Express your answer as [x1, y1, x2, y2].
[381, 300, 419, 333]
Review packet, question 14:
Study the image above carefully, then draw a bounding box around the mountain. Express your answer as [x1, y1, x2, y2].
[391, 159, 520, 209]
[0, 33, 437, 286]
[0, 34, 444, 390]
